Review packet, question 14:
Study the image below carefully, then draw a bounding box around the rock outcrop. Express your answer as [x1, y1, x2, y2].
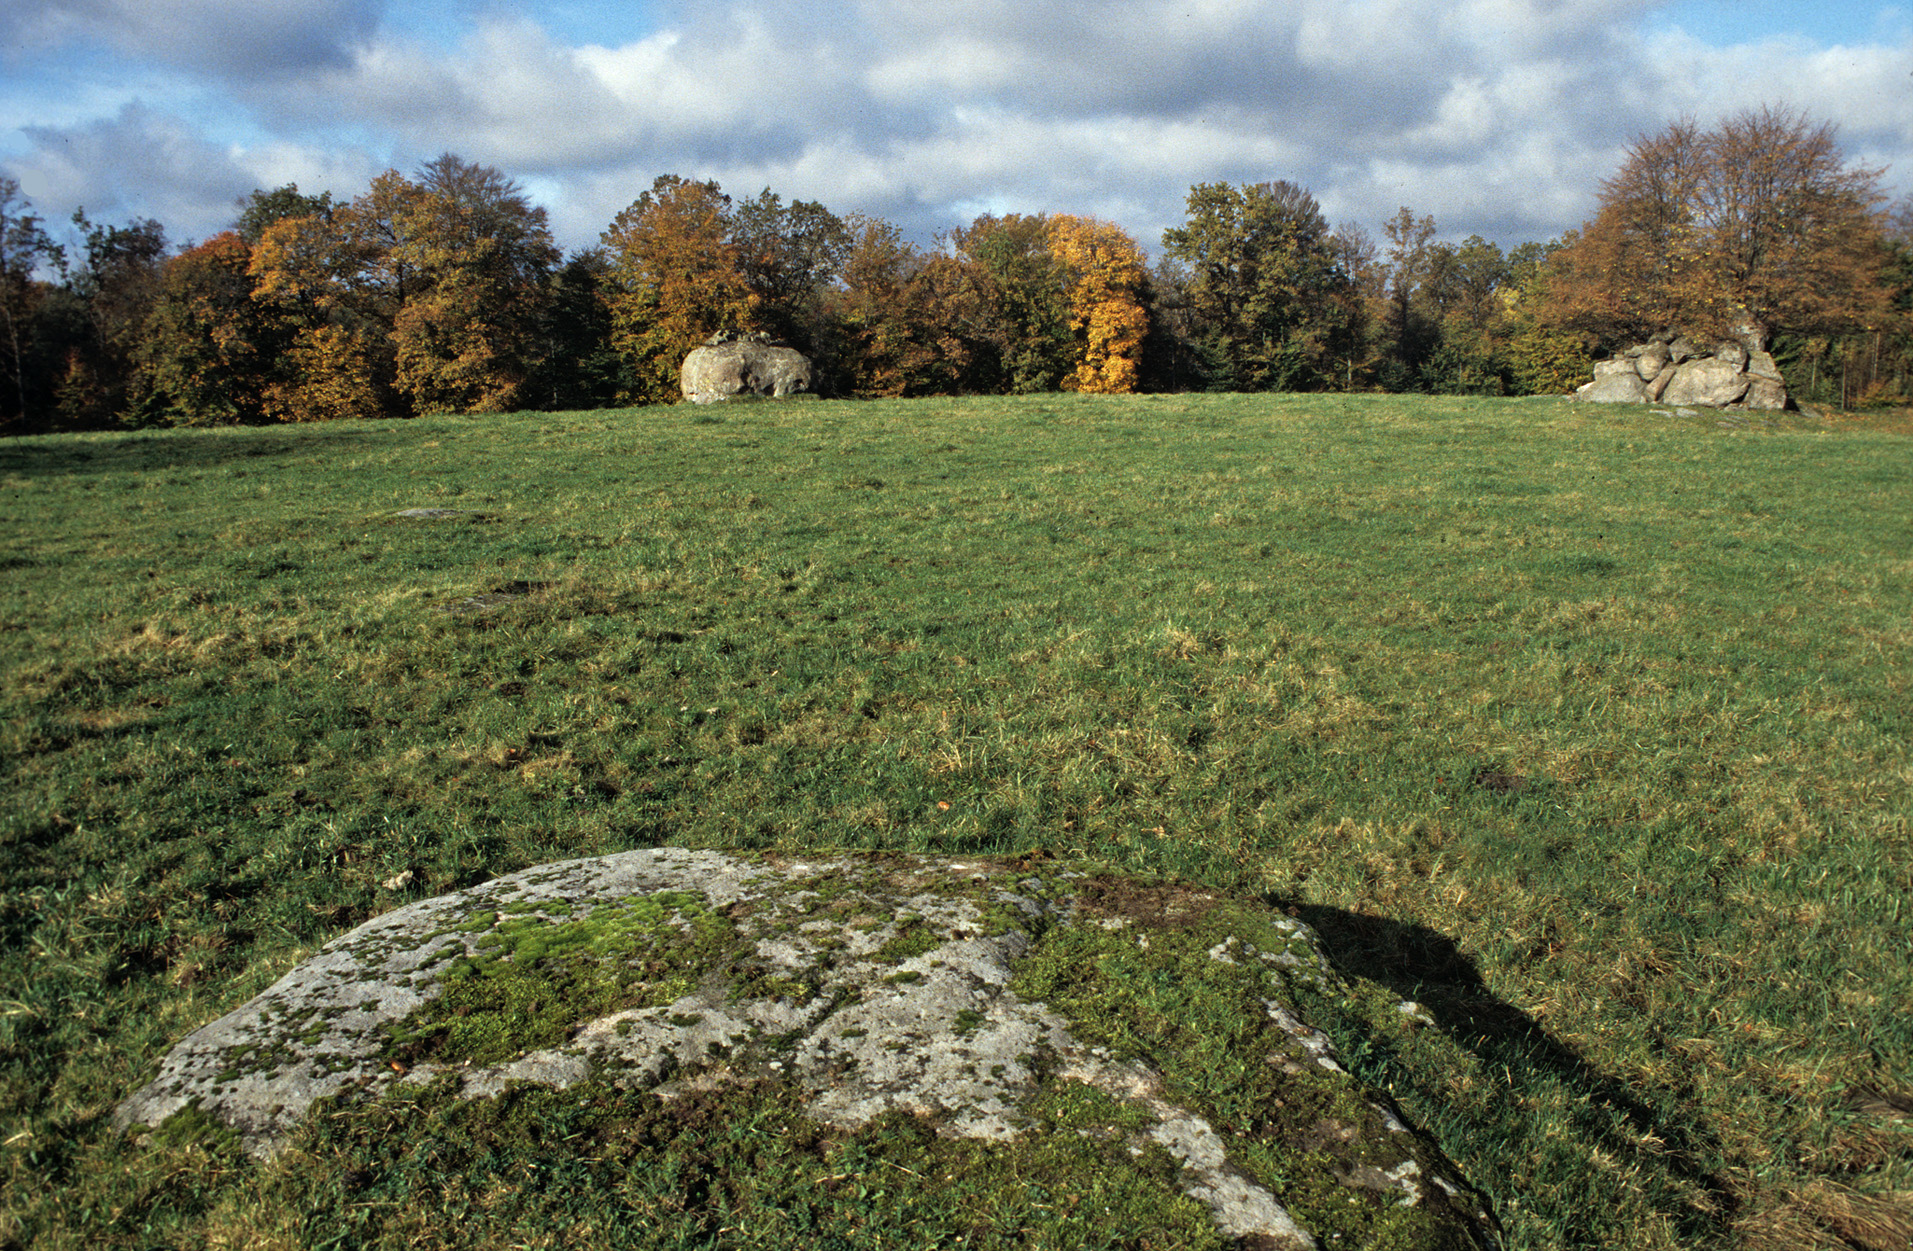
[681, 331, 812, 404]
[115, 849, 1497, 1250]
[1576, 330, 1789, 410]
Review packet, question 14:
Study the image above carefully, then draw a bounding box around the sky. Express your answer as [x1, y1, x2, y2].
[3, 0, 1910, 261]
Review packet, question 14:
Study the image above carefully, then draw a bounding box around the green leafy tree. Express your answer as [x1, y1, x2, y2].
[1162, 181, 1356, 391]
[526, 249, 628, 411]
[730, 189, 852, 352]
[945, 213, 1072, 393]
[1375, 207, 1441, 390]
[1324, 223, 1385, 390]
[235, 184, 334, 246]
[1498, 240, 1590, 394]
[1137, 255, 1208, 393]
[56, 210, 167, 426]
[1413, 236, 1512, 394]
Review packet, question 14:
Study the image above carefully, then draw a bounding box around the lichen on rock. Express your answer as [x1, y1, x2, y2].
[115, 849, 1498, 1249]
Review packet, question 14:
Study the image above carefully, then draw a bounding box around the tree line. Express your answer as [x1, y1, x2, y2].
[3, 105, 1907, 432]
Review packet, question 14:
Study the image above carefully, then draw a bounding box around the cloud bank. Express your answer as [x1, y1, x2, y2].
[4, 1, 1910, 256]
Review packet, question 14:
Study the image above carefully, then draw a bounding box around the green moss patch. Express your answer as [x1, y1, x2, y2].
[388, 890, 729, 1065]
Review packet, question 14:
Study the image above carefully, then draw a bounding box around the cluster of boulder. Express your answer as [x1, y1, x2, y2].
[681, 331, 813, 404]
[1576, 330, 1789, 410]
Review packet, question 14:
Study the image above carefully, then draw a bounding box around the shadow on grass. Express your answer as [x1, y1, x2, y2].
[0, 425, 388, 478]
[1286, 902, 1736, 1243]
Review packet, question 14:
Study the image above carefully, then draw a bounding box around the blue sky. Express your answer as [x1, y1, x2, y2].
[3, 1, 1909, 258]
[1655, 0, 1908, 43]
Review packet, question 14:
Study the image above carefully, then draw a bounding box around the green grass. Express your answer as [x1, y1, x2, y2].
[1, 392, 1908, 1248]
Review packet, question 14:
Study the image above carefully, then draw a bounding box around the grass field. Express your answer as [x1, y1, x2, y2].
[1, 392, 1908, 1249]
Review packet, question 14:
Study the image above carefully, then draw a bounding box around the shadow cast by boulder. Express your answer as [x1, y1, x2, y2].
[1282, 902, 1736, 1243]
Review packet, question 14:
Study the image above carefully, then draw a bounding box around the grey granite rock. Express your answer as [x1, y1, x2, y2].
[681, 332, 812, 403]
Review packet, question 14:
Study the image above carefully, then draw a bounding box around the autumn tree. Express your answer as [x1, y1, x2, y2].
[601, 176, 753, 404]
[1426, 235, 1511, 336]
[1162, 181, 1356, 390]
[1046, 215, 1149, 393]
[1867, 195, 1913, 402]
[388, 155, 560, 413]
[1772, 191, 1913, 408]
[826, 216, 920, 397]
[130, 232, 276, 425]
[127, 184, 342, 426]
[897, 253, 1006, 395]
[248, 186, 398, 421]
[823, 217, 1005, 398]
[1497, 240, 1591, 395]
[1546, 106, 1891, 349]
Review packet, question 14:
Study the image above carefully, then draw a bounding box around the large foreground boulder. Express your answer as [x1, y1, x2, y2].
[681, 331, 812, 403]
[116, 849, 1497, 1249]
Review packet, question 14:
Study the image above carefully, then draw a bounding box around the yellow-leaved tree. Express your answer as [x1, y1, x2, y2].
[1046, 215, 1148, 394]
[248, 198, 394, 421]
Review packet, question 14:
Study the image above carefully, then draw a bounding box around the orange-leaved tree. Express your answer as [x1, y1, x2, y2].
[1546, 106, 1892, 348]
[601, 176, 753, 405]
[825, 217, 1003, 397]
[1046, 215, 1149, 394]
[826, 216, 919, 397]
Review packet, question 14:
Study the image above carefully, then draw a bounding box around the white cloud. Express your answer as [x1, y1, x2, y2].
[15, 104, 259, 239]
